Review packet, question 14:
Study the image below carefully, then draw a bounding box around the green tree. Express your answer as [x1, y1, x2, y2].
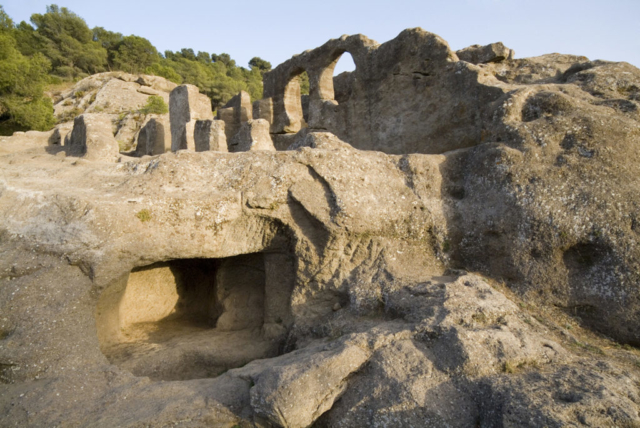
[29, 4, 107, 76]
[196, 51, 210, 63]
[0, 5, 13, 31]
[249, 56, 271, 72]
[179, 48, 196, 61]
[92, 26, 123, 51]
[112, 35, 158, 74]
[212, 53, 235, 68]
[0, 32, 55, 134]
[145, 62, 182, 84]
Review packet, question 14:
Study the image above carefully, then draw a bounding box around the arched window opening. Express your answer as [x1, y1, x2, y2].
[299, 71, 310, 124]
[331, 52, 356, 104]
[283, 69, 308, 132]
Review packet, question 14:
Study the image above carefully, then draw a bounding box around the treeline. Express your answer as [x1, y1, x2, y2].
[0, 4, 271, 135]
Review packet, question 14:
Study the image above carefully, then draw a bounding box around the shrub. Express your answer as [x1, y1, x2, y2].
[139, 95, 168, 115]
[136, 209, 151, 222]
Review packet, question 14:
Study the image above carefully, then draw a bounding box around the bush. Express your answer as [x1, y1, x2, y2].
[56, 106, 83, 124]
[139, 95, 168, 115]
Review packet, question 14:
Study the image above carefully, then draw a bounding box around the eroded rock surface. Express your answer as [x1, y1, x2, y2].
[67, 114, 119, 161]
[51, 72, 176, 151]
[1, 28, 640, 428]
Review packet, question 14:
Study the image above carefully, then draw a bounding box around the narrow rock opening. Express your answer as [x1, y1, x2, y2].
[332, 52, 356, 104]
[96, 252, 295, 381]
[283, 69, 308, 132]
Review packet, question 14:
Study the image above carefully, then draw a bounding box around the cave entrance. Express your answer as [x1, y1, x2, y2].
[96, 252, 294, 381]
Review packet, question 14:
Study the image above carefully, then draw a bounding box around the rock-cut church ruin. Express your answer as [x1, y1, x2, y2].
[2, 28, 640, 428]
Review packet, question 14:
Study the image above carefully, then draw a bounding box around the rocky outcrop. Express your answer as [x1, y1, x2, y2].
[2, 28, 640, 428]
[52, 72, 176, 151]
[66, 114, 119, 161]
[456, 41, 514, 64]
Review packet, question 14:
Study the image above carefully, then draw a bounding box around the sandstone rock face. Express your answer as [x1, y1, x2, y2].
[193, 119, 227, 152]
[2, 28, 640, 428]
[51, 72, 176, 151]
[66, 114, 119, 161]
[169, 84, 214, 152]
[229, 119, 275, 152]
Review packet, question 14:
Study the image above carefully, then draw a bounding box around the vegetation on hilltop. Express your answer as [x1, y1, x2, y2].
[0, 4, 272, 135]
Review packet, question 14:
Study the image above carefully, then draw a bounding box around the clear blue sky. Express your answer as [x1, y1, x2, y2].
[3, 0, 639, 74]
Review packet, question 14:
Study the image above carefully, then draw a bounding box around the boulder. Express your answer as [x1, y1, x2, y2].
[228, 119, 275, 152]
[194, 119, 227, 152]
[169, 84, 213, 152]
[238, 339, 371, 428]
[456, 42, 515, 64]
[135, 115, 170, 156]
[217, 90, 253, 141]
[66, 114, 119, 161]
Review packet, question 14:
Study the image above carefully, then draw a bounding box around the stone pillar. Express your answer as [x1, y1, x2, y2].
[169, 84, 213, 152]
[216, 90, 253, 142]
[253, 97, 274, 124]
[135, 115, 169, 156]
[194, 119, 228, 152]
[67, 114, 119, 162]
[229, 119, 276, 152]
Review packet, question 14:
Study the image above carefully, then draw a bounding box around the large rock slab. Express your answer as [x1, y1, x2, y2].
[456, 42, 515, 64]
[229, 119, 275, 152]
[66, 114, 119, 161]
[235, 338, 371, 427]
[217, 90, 253, 141]
[169, 84, 214, 151]
[134, 115, 170, 156]
[193, 119, 227, 152]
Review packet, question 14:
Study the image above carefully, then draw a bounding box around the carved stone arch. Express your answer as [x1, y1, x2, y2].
[282, 66, 309, 133]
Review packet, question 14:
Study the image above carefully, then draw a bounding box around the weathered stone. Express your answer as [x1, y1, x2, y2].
[239, 339, 371, 428]
[51, 72, 175, 152]
[3, 28, 640, 428]
[217, 90, 253, 141]
[252, 97, 274, 124]
[169, 84, 213, 152]
[271, 133, 298, 151]
[136, 86, 159, 96]
[456, 42, 515, 64]
[66, 114, 119, 161]
[48, 122, 74, 146]
[263, 30, 509, 154]
[136, 74, 178, 93]
[135, 115, 170, 156]
[228, 119, 275, 152]
[193, 119, 227, 152]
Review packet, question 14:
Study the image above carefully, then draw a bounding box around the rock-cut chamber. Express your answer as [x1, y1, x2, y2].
[95, 252, 294, 381]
